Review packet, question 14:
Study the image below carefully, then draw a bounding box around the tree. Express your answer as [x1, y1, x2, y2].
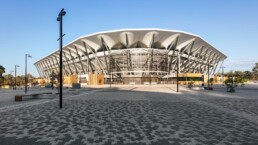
[252, 63, 258, 80]
[0, 65, 5, 76]
[27, 73, 36, 84]
[225, 78, 234, 85]
[234, 77, 247, 84]
[234, 71, 244, 78]
[244, 71, 252, 80]
[226, 70, 234, 77]
[2, 74, 13, 85]
[209, 78, 214, 85]
[16, 75, 25, 87]
[225, 77, 235, 92]
[49, 71, 58, 88]
[233, 70, 249, 84]
[0, 65, 5, 87]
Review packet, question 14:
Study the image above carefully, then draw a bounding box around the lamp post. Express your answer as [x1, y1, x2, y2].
[57, 8, 66, 109]
[177, 52, 179, 92]
[149, 72, 151, 86]
[14, 65, 19, 90]
[208, 63, 210, 89]
[25, 54, 32, 94]
[109, 55, 112, 88]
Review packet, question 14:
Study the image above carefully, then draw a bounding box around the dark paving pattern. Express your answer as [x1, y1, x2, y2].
[183, 87, 258, 117]
[0, 87, 258, 145]
[204, 98, 258, 116]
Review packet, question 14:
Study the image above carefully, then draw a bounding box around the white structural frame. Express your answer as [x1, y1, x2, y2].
[34, 29, 227, 79]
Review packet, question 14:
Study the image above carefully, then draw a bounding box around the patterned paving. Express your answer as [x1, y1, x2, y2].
[0, 86, 258, 145]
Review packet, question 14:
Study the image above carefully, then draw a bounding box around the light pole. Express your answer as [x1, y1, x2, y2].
[109, 52, 111, 88]
[177, 52, 179, 92]
[14, 65, 19, 90]
[57, 8, 66, 109]
[208, 63, 210, 89]
[25, 54, 32, 94]
[149, 72, 151, 86]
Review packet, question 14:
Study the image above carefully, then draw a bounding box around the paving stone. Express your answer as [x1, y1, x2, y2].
[0, 85, 258, 144]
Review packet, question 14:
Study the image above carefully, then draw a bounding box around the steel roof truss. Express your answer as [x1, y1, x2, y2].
[74, 45, 86, 74]
[82, 42, 94, 73]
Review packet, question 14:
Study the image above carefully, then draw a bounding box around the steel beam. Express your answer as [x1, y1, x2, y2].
[63, 51, 73, 74]
[68, 49, 79, 74]
[82, 42, 94, 73]
[74, 45, 86, 74]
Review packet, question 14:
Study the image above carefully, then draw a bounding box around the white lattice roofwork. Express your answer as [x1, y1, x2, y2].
[34, 28, 227, 78]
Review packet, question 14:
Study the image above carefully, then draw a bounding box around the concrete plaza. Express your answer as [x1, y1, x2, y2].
[0, 84, 258, 145]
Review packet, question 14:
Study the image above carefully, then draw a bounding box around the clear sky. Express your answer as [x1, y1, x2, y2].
[0, 0, 258, 77]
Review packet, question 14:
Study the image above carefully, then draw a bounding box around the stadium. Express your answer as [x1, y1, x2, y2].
[34, 29, 227, 86]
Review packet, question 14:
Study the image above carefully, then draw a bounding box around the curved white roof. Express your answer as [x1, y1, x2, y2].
[34, 29, 227, 78]
[35, 28, 226, 64]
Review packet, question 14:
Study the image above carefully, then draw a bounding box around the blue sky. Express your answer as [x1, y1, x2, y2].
[0, 0, 258, 77]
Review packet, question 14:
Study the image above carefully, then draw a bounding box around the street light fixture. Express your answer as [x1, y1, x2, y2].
[25, 54, 32, 94]
[14, 65, 19, 90]
[57, 8, 66, 109]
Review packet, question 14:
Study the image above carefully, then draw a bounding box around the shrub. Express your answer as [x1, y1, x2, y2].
[188, 78, 195, 88]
